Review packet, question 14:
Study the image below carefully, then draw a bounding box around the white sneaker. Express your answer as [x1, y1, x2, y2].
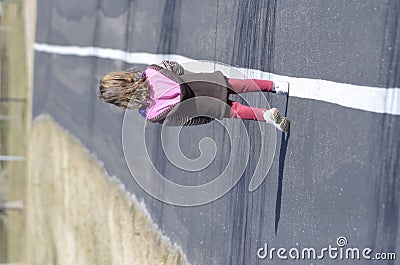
[263, 108, 290, 132]
[274, 81, 289, 95]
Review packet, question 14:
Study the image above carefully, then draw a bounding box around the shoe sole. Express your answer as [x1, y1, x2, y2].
[274, 81, 290, 95]
[271, 108, 290, 132]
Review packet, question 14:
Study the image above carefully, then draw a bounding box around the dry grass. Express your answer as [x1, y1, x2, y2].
[26, 116, 187, 265]
[0, 1, 30, 263]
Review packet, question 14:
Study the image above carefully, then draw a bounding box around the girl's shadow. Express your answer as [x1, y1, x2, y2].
[274, 95, 290, 234]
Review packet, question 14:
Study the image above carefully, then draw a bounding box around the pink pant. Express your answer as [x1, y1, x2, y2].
[227, 78, 274, 121]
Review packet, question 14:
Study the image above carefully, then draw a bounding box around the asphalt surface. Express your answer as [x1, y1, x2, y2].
[33, 0, 400, 264]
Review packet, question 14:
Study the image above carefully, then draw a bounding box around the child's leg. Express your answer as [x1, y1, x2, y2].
[227, 78, 274, 94]
[229, 101, 266, 121]
[229, 101, 291, 132]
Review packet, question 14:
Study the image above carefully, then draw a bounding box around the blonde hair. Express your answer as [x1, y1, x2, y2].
[99, 70, 149, 109]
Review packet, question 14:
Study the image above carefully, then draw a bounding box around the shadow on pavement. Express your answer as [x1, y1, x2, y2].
[275, 94, 290, 234]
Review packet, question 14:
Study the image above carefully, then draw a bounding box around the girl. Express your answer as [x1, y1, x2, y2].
[99, 61, 290, 132]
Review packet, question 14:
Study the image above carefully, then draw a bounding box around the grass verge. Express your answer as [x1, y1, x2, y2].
[26, 116, 187, 265]
[0, 1, 30, 263]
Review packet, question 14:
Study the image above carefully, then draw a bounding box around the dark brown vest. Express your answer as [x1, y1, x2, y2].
[148, 65, 231, 123]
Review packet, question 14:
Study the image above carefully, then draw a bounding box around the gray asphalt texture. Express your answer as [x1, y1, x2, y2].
[33, 0, 400, 264]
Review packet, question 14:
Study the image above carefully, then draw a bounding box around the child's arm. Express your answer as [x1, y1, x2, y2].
[162, 60, 185, 75]
[184, 116, 213, 126]
[163, 114, 213, 126]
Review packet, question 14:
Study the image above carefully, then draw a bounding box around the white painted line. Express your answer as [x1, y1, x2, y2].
[34, 43, 194, 65]
[34, 43, 400, 116]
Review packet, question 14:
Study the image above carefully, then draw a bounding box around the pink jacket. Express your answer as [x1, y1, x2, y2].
[140, 62, 230, 126]
[144, 68, 181, 120]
